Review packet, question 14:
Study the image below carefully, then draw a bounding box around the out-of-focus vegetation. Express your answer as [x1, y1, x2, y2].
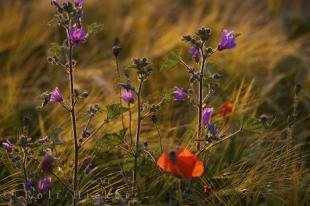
[0, 0, 309, 205]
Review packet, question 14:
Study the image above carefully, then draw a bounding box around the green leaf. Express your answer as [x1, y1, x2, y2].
[242, 116, 264, 133]
[106, 103, 129, 120]
[87, 23, 104, 35]
[162, 88, 173, 102]
[103, 133, 122, 145]
[47, 43, 62, 59]
[48, 14, 62, 27]
[49, 128, 65, 145]
[160, 52, 179, 72]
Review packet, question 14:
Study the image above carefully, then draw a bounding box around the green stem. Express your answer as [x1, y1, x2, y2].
[67, 28, 79, 206]
[154, 122, 163, 152]
[197, 51, 206, 151]
[128, 103, 133, 144]
[115, 56, 125, 129]
[132, 79, 144, 197]
[21, 148, 29, 204]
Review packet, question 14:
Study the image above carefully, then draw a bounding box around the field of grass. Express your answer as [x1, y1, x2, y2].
[0, 0, 309, 205]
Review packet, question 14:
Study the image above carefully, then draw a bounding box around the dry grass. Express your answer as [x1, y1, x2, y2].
[0, 0, 309, 205]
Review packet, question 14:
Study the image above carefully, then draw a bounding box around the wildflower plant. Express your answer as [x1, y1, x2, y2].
[1, 1, 304, 206]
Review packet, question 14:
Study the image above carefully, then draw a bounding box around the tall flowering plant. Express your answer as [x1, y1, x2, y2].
[157, 27, 241, 179]
[0, 1, 272, 205]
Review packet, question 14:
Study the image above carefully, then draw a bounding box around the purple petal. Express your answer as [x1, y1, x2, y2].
[172, 86, 187, 101]
[202, 107, 213, 127]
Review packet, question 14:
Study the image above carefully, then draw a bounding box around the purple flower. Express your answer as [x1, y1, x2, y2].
[218, 30, 236, 51]
[38, 177, 52, 192]
[51, 0, 60, 5]
[2, 140, 13, 153]
[202, 107, 213, 127]
[121, 89, 135, 104]
[190, 46, 200, 63]
[40, 154, 55, 173]
[25, 180, 35, 192]
[207, 123, 218, 136]
[172, 87, 187, 101]
[82, 129, 91, 139]
[74, 0, 84, 8]
[69, 27, 87, 45]
[50, 87, 63, 103]
[51, 0, 61, 9]
[84, 163, 93, 174]
[38, 136, 50, 144]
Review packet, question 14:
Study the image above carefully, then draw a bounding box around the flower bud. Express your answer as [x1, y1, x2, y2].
[112, 46, 122, 58]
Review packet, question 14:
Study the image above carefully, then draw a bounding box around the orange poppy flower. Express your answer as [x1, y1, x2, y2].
[220, 101, 233, 118]
[157, 148, 204, 179]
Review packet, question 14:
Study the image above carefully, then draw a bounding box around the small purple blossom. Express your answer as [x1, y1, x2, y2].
[202, 107, 214, 127]
[2, 140, 13, 153]
[218, 30, 236, 51]
[50, 87, 63, 103]
[69, 27, 87, 45]
[74, 0, 84, 8]
[38, 177, 52, 193]
[40, 154, 55, 173]
[207, 123, 218, 136]
[121, 89, 135, 104]
[172, 86, 187, 101]
[38, 136, 50, 144]
[51, 0, 61, 9]
[84, 163, 93, 175]
[51, 0, 60, 5]
[25, 180, 35, 192]
[82, 129, 91, 139]
[190, 46, 200, 63]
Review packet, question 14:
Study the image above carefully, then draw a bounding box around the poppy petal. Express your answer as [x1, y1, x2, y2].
[157, 152, 172, 172]
[192, 160, 204, 177]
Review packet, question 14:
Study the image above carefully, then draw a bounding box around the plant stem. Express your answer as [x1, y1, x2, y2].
[67, 29, 79, 206]
[128, 103, 133, 144]
[115, 56, 125, 129]
[154, 122, 163, 152]
[132, 79, 144, 197]
[21, 148, 29, 204]
[197, 49, 206, 151]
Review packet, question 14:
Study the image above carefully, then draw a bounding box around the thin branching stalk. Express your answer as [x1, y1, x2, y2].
[197, 45, 207, 151]
[154, 122, 163, 152]
[66, 26, 79, 205]
[128, 103, 133, 144]
[21, 148, 29, 204]
[114, 56, 125, 129]
[197, 127, 243, 155]
[132, 79, 144, 197]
